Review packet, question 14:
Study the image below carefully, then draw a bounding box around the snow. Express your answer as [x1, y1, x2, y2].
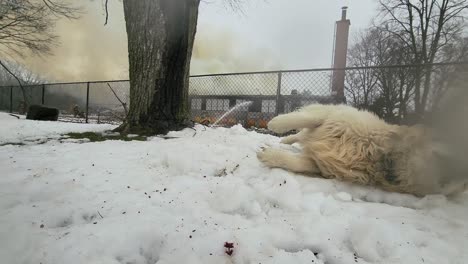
[1, 112, 468, 264]
[0, 113, 115, 145]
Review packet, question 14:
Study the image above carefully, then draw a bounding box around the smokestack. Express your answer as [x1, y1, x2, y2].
[331, 6, 351, 103]
[341, 6, 348, 20]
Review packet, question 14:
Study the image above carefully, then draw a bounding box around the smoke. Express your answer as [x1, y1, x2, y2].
[12, 2, 281, 105]
[429, 66, 468, 194]
[190, 24, 281, 95]
[18, 2, 280, 83]
[191, 24, 280, 75]
[21, 1, 128, 82]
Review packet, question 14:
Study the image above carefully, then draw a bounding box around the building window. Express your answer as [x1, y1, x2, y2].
[261, 100, 276, 113]
[191, 98, 202, 110]
[235, 99, 251, 111]
[206, 99, 229, 111]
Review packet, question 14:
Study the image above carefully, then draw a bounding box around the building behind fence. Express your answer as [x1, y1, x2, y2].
[1, 62, 467, 128]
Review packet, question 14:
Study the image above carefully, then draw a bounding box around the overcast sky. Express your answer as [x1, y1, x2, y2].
[21, 0, 378, 82]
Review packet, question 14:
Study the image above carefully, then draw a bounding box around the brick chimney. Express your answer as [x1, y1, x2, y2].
[331, 6, 351, 103]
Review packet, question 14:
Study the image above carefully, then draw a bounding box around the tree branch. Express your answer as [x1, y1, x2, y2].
[104, 0, 109, 26]
[0, 0, 80, 57]
[107, 83, 128, 117]
[41, 0, 82, 19]
[0, 59, 27, 104]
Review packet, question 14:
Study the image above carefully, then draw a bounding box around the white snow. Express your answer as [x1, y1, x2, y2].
[0, 113, 115, 145]
[1, 112, 468, 264]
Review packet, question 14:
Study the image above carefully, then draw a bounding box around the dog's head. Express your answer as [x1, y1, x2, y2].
[379, 125, 441, 195]
[383, 122, 468, 196]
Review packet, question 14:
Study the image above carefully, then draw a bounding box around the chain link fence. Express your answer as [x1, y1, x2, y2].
[1, 63, 467, 127]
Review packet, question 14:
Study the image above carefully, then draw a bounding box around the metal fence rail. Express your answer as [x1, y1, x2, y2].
[1, 62, 467, 127]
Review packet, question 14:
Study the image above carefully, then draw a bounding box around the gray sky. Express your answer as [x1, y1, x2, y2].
[22, 0, 377, 82]
[196, 0, 377, 71]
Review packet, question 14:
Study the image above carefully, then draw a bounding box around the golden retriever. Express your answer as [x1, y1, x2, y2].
[257, 104, 466, 196]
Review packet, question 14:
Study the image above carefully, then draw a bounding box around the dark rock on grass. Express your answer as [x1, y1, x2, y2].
[26, 105, 59, 121]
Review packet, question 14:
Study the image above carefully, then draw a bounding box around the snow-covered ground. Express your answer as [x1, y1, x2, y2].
[0, 113, 115, 145]
[1, 112, 467, 264]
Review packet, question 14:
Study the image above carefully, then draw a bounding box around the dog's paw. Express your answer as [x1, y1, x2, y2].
[280, 135, 297, 145]
[257, 148, 281, 168]
[267, 116, 291, 134]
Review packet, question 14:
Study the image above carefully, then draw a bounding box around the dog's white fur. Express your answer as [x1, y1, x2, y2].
[257, 104, 465, 196]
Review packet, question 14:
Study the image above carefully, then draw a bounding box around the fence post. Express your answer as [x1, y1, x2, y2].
[41, 84, 45, 105]
[275, 72, 283, 116]
[9, 86, 13, 113]
[85, 82, 90, 123]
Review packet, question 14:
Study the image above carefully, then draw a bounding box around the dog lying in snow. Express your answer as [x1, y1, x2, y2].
[257, 104, 467, 197]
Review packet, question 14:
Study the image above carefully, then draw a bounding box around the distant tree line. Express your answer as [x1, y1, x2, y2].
[345, 0, 468, 124]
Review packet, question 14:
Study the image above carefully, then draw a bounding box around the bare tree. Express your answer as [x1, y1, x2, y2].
[0, 0, 80, 108]
[113, 0, 245, 134]
[430, 36, 468, 109]
[0, 59, 48, 113]
[346, 27, 416, 123]
[0, 0, 81, 57]
[0, 59, 28, 109]
[0, 60, 45, 85]
[378, 0, 468, 117]
[115, 0, 200, 134]
[345, 29, 381, 109]
[107, 83, 128, 118]
[374, 30, 416, 123]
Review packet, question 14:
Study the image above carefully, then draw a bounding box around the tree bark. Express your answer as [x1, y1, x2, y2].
[118, 0, 200, 135]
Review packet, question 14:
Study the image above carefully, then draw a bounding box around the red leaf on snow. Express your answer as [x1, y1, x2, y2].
[224, 242, 234, 256]
[224, 242, 234, 248]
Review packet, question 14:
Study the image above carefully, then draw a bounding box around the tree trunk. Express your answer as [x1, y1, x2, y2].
[118, 0, 200, 135]
[413, 66, 423, 115]
[421, 66, 434, 115]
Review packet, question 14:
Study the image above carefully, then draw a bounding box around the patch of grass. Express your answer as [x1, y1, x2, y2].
[66, 132, 147, 142]
[0, 142, 26, 147]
